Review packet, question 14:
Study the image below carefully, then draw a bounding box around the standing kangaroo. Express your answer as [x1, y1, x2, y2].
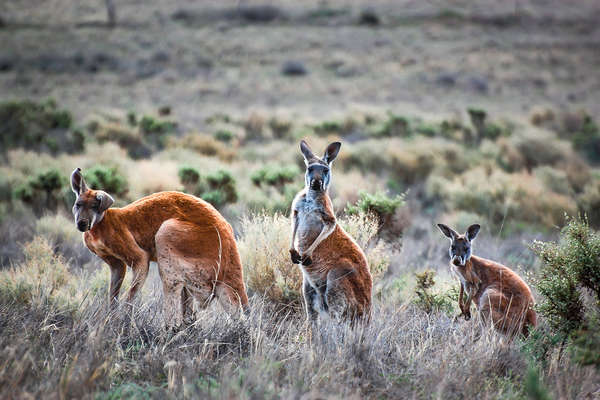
[70, 168, 248, 327]
[437, 223, 536, 336]
[289, 141, 372, 322]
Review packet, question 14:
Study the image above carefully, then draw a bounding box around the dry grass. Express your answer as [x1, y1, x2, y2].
[1, 239, 598, 399]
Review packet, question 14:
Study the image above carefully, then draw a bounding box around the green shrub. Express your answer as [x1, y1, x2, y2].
[178, 166, 200, 186]
[524, 366, 552, 400]
[139, 115, 176, 150]
[371, 113, 410, 137]
[199, 170, 238, 208]
[84, 166, 128, 196]
[570, 311, 600, 369]
[577, 178, 600, 227]
[13, 168, 65, 213]
[413, 270, 454, 314]
[346, 191, 405, 226]
[0, 99, 82, 154]
[531, 217, 600, 336]
[571, 114, 600, 163]
[126, 111, 137, 126]
[214, 129, 235, 143]
[251, 164, 300, 188]
[139, 115, 176, 135]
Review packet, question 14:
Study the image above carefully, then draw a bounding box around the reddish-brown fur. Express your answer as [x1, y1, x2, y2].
[290, 141, 372, 322]
[73, 178, 248, 326]
[438, 223, 536, 337]
[455, 256, 537, 336]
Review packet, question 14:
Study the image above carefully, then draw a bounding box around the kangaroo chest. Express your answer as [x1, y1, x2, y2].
[295, 196, 326, 253]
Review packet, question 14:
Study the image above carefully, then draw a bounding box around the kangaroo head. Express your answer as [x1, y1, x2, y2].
[299, 140, 341, 193]
[437, 223, 480, 266]
[70, 168, 114, 232]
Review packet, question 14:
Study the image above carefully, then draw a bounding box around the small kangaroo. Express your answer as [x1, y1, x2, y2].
[289, 140, 372, 322]
[70, 168, 248, 327]
[437, 223, 537, 336]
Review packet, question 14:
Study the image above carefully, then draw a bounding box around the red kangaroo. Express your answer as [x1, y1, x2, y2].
[289, 141, 372, 322]
[437, 223, 537, 337]
[70, 168, 248, 327]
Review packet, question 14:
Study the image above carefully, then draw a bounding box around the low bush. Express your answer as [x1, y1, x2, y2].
[175, 134, 236, 162]
[214, 129, 235, 143]
[413, 270, 454, 314]
[0, 99, 83, 154]
[238, 212, 302, 306]
[346, 191, 405, 227]
[13, 168, 66, 214]
[0, 237, 76, 308]
[571, 113, 600, 163]
[370, 113, 410, 137]
[531, 217, 600, 337]
[251, 164, 299, 188]
[83, 165, 128, 197]
[179, 168, 238, 209]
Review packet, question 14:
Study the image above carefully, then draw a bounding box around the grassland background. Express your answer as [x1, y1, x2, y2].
[0, 1, 599, 399]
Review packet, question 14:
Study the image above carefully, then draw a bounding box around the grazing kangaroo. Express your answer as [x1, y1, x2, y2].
[437, 223, 536, 336]
[289, 141, 372, 322]
[70, 168, 248, 327]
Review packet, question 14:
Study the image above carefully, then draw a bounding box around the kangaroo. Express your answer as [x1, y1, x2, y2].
[437, 223, 537, 337]
[289, 141, 372, 322]
[70, 168, 248, 327]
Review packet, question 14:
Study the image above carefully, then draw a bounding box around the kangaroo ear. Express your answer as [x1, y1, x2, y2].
[96, 191, 114, 213]
[323, 142, 341, 164]
[437, 223, 458, 240]
[70, 167, 88, 194]
[300, 140, 314, 162]
[466, 224, 481, 241]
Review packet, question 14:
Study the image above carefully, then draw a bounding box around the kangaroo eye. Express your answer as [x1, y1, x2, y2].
[451, 245, 456, 251]
[76, 202, 84, 208]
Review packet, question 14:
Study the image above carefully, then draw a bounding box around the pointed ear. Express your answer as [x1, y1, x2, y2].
[70, 167, 88, 194]
[96, 191, 114, 213]
[437, 223, 458, 240]
[300, 140, 314, 162]
[466, 224, 481, 241]
[323, 142, 341, 164]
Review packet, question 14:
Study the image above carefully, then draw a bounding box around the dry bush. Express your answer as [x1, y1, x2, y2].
[0, 237, 78, 308]
[171, 134, 236, 162]
[427, 167, 577, 229]
[340, 138, 470, 185]
[35, 213, 95, 267]
[126, 159, 180, 198]
[238, 212, 302, 306]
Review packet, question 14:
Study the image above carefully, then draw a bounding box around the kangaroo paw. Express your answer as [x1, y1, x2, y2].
[290, 249, 301, 264]
[301, 255, 312, 266]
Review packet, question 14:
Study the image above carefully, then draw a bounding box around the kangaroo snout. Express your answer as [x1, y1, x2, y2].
[77, 219, 90, 232]
[310, 178, 322, 191]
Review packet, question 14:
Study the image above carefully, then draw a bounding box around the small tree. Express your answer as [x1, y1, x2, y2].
[531, 217, 600, 336]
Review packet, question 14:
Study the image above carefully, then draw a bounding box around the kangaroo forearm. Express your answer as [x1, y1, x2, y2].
[290, 213, 299, 249]
[303, 221, 335, 255]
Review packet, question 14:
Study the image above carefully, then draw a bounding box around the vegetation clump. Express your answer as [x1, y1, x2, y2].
[178, 167, 238, 208]
[83, 165, 128, 197]
[251, 164, 299, 188]
[530, 217, 600, 371]
[413, 270, 454, 314]
[13, 168, 65, 214]
[346, 190, 405, 227]
[0, 99, 83, 154]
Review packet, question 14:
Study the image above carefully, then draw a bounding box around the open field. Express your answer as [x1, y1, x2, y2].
[1, 1, 600, 399]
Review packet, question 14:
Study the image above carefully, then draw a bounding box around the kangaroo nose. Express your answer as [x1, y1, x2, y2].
[310, 179, 322, 190]
[77, 220, 89, 232]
